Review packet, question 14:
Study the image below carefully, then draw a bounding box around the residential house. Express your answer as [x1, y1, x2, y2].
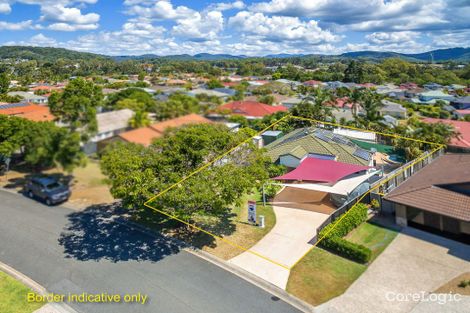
[83, 109, 134, 154]
[0, 103, 54, 122]
[211, 101, 287, 120]
[281, 97, 303, 109]
[423, 82, 443, 90]
[418, 90, 455, 103]
[212, 88, 237, 97]
[422, 118, 470, 151]
[7, 91, 48, 104]
[380, 99, 407, 119]
[325, 81, 349, 90]
[187, 88, 231, 100]
[118, 113, 212, 147]
[384, 154, 470, 243]
[303, 80, 323, 88]
[451, 96, 470, 110]
[265, 127, 374, 168]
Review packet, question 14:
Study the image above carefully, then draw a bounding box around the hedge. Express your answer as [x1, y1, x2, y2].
[321, 236, 372, 264]
[318, 203, 372, 264]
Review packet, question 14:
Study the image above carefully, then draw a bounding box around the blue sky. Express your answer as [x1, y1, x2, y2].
[0, 0, 469, 56]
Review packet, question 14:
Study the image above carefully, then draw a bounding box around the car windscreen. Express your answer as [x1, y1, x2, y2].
[46, 182, 61, 190]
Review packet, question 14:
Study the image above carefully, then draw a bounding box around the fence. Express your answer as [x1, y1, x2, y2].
[309, 147, 445, 244]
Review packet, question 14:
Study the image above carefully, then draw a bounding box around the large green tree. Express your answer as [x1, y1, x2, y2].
[0, 72, 9, 95]
[48, 78, 103, 140]
[101, 124, 270, 221]
[290, 89, 333, 126]
[0, 115, 84, 172]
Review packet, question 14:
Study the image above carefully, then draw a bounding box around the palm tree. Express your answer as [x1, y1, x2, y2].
[290, 88, 334, 127]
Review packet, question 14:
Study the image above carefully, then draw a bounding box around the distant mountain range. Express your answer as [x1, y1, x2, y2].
[1, 46, 469, 62]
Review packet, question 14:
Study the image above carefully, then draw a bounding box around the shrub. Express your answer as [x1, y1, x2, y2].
[322, 236, 372, 264]
[318, 203, 372, 264]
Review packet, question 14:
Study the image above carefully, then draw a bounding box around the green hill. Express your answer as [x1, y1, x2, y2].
[0, 46, 108, 61]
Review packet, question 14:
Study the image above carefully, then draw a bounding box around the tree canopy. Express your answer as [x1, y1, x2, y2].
[101, 124, 271, 221]
[48, 78, 103, 140]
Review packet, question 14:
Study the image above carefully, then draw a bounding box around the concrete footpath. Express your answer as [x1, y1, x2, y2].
[229, 205, 329, 289]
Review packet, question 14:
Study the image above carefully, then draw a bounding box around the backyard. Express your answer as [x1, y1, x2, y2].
[287, 220, 398, 305]
[0, 271, 43, 313]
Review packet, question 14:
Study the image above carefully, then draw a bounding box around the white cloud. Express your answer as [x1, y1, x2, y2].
[250, 0, 469, 32]
[0, 1, 11, 14]
[366, 31, 419, 45]
[229, 11, 340, 44]
[172, 10, 223, 41]
[210, 1, 245, 11]
[125, 1, 196, 20]
[41, 5, 99, 24]
[5, 33, 58, 47]
[48, 22, 98, 31]
[0, 20, 33, 30]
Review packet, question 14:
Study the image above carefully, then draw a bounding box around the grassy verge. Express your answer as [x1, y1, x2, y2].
[287, 221, 398, 306]
[135, 189, 276, 260]
[0, 271, 43, 313]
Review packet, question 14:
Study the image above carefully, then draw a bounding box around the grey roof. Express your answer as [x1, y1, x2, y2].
[8, 91, 47, 100]
[97, 109, 134, 133]
[380, 100, 407, 113]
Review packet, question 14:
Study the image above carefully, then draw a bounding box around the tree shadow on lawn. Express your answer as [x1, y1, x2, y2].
[58, 203, 182, 263]
[136, 203, 237, 251]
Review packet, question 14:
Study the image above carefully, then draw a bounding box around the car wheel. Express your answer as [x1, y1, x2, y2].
[28, 191, 34, 198]
[45, 198, 52, 206]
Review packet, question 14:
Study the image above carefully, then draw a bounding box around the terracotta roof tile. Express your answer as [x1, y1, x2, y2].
[385, 154, 470, 221]
[118, 113, 212, 146]
[216, 101, 287, 118]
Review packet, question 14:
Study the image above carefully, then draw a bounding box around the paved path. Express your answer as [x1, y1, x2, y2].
[229, 205, 329, 289]
[316, 227, 470, 313]
[0, 190, 303, 313]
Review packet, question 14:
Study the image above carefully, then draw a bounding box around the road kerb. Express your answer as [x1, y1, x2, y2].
[0, 261, 79, 313]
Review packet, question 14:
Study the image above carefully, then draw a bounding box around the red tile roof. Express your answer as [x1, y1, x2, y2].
[456, 109, 470, 116]
[118, 113, 212, 146]
[422, 118, 470, 148]
[0, 103, 54, 122]
[216, 101, 287, 118]
[303, 80, 322, 86]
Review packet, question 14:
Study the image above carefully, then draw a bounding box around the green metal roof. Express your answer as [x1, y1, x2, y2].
[265, 128, 369, 166]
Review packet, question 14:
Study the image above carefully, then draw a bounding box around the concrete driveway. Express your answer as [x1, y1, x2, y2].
[316, 227, 470, 313]
[229, 205, 329, 289]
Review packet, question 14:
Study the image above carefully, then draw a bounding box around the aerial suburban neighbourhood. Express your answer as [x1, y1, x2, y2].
[0, 1, 469, 313]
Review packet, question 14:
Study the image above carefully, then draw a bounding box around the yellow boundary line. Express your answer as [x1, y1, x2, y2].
[143, 114, 444, 271]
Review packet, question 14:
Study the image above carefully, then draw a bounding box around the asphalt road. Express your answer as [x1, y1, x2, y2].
[0, 190, 302, 313]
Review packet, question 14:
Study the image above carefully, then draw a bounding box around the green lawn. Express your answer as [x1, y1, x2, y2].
[287, 248, 366, 305]
[287, 221, 398, 305]
[0, 271, 44, 313]
[346, 221, 398, 261]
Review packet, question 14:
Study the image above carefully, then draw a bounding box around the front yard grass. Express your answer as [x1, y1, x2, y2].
[136, 189, 276, 260]
[346, 221, 398, 261]
[287, 220, 398, 306]
[0, 271, 43, 313]
[0, 159, 113, 209]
